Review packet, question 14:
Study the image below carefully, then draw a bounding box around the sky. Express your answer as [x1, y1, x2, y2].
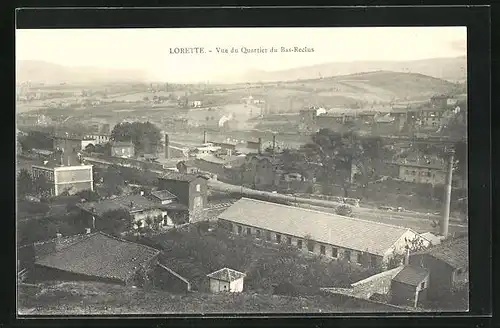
[16, 27, 466, 83]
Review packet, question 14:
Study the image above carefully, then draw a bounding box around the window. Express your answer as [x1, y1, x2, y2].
[297, 240, 303, 249]
[196, 184, 201, 192]
[237, 225, 242, 234]
[344, 250, 351, 261]
[307, 241, 315, 253]
[266, 231, 271, 241]
[320, 245, 326, 255]
[287, 236, 292, 245]
[370, 255, 378, 266]
[357, 253, 363, 263]
[420, 281, 425, 289]
[332, 247, 338, 258]
[256, 230, 261, 239]
[276, 234, 281, 244]
[411, 170, 416, 176]
[246, 227, 251, 235]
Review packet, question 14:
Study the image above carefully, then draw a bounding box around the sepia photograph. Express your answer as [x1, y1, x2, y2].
[16, 25, 469, 315]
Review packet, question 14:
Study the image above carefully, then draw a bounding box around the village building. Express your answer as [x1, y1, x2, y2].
[157, 172, 208, 223]
[150, 189, 178, 205]
[390, 265, 430, 307]
[218, 198, 429, 268]
[31, 164, 94, 196]
[77, 193, 189, 230]
[393, 158, 446, 185]
[84, 133, 111, 145]
[408, 236, 468, 300]
[111, 141, 135, 158]
[207, 268, 246, 293]
[52, 135, 83, 166]
[31, 231, 160, 286]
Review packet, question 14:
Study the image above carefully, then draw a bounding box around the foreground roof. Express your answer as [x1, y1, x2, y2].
[392, 266, 429, 286]
[206, 268, 246, 282]
[412, 235, 469, 269]
[219, 198, 413, 256]
[35, 232, 160, 282]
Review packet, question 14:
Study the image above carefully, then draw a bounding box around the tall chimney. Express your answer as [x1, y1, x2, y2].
[203, 131, 207, 144]
[272, 135, 276, 153]
[404, 247, 410, 266]
[164, 134, 170, 159]
[258, 137, 262, 155]
[440, 150, 455, 237]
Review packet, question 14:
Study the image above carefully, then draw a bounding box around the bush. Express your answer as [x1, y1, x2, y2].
[335, 204, 353, 217]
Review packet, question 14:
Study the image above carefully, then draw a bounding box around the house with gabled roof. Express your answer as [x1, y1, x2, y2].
[32, 231, 160, 286]
[207, 268, 246, 293]
[218, 198, 429, 268]
[408, 235, 468, 299]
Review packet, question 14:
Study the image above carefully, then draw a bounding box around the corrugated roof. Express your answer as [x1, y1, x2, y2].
[35, 232, 160, 282]
[413, 236, 468, 269]
[151, 190, 177, 201]
[206, 268, 246, 282]
[392, 266, 429, 286]
[218, 198, 412, 255]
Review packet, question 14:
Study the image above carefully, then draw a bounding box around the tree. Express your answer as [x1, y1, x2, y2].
[74, 189, 100, 202]
[110, 122, 162, 154]
[100, 209, 133, 236]
[335, 204, 353, 217]
[306, 129, 381, 197]
[387, 236, 429, 269]
[102, 165, 125, 196]
[33, 175, 51, 197]
[17, 169, 33, 198]
[84, 143, 96, 153]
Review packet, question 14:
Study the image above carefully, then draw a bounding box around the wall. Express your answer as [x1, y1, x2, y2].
[153, 263, 191, 293]
[229, 277, 244, 292]
[32, 264, 125, 285]
[321, 292, 412, 312]
[209, 278, 230, 293]
[390, 280, 417, 306]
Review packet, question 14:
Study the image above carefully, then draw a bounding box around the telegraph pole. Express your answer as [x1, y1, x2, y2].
[440, 149, 455, 237]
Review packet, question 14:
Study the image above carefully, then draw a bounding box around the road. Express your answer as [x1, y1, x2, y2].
[207, 180, 468, 235]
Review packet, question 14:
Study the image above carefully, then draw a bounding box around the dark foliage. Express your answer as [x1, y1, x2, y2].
[110, 122, 161, 154]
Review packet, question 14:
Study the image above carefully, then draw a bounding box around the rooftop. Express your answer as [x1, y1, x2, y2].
[392, 266, 429, 286]
[218, 198, 414, 256]
[151, 190, 177, 201]
[412, 235, 469, 270]
[35, 232, 160, 282]
[206, 268, 246, 282]
[78, 194, 161, 216]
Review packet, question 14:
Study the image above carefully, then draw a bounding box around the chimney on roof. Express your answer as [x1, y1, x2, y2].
[129, 201, 134, 208]
[440, 150, 455, 237]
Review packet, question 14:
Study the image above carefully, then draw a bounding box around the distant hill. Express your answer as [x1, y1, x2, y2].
[218, 56, 467, 84]
[16, 60, 151, 84]
[210, 71, 461, 111]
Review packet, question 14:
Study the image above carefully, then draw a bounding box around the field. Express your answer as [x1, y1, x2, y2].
[18, 281, 378, 315]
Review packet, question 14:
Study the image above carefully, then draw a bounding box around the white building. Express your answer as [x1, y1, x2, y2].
[31, 164, 94, 196]
[207, 268, 246, 293]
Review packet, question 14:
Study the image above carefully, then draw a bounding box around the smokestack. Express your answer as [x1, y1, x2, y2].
[164, 134, 170, 159]
[404, 247, 410, 266]
[440, 150, 455, 237]
[272, 135, 276, 153]
[203, 131, 207, 144]
[258, 137, 262, 155]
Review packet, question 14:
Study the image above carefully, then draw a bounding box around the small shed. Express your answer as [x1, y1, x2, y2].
[206, 268, 246, 293]
[390, 265, 430, 307]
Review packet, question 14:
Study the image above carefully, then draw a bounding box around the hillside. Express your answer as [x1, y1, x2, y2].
[16, 60, 151, 84]
[18, 281, 406, 314]
[219, 56, 467, 84]
[214, 71, 460, 109]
